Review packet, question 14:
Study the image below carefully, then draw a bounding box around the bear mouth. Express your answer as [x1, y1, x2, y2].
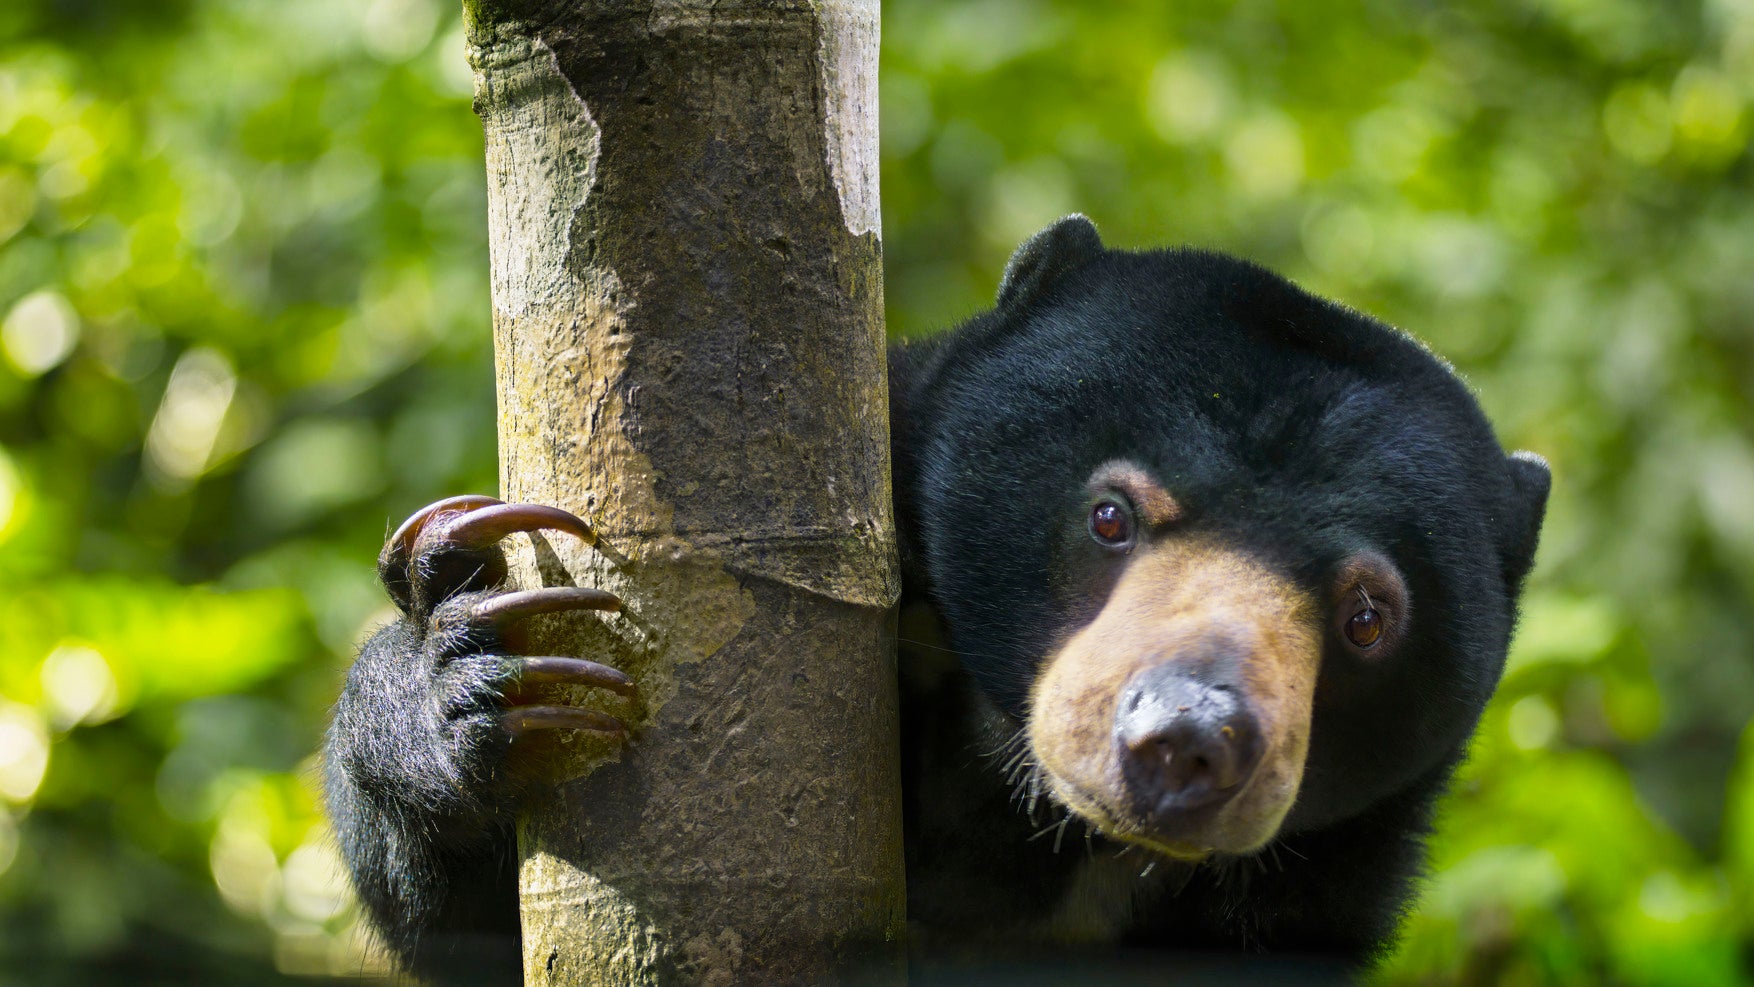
[1038, 773, 1222, 861]
[1034, 745, 1303, 860]
[1025, 538, 1319, 860]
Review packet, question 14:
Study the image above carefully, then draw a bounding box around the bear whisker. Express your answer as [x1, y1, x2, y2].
[983, 726, 1029, 762]
[895, 636, 1001, 662]
[1025, 768, 1045, 820]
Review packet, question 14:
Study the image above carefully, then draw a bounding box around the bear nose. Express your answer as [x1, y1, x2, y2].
[1114, 665, 1263, 813]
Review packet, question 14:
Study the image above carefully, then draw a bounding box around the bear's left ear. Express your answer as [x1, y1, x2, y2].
[1499, 450, 1551, 592]
[997, 214, 1104, 309]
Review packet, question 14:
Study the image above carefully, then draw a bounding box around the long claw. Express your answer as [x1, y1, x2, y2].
[505, 705, 626, 737]
[513, 656, 636, 697]
[435, 503, 596, 550]
[387, 495, 504, 560]
[474, 587, 621, 628]
[380, 495, 506, 611]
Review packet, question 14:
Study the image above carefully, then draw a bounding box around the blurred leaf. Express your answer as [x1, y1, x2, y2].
[0, 579, 306, 705]
[1504, 592, 1621, 679]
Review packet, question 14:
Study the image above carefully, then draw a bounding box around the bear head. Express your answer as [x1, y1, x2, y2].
[905, 215, 1550, 859]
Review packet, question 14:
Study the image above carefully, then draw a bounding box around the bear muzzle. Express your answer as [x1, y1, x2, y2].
[1028, 540, 1320, 859]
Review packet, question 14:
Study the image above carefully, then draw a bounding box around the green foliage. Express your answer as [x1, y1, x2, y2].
[0, 0, 1749, 981]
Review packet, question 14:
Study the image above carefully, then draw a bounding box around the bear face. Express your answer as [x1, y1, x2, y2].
[902, 216, 1549, 862]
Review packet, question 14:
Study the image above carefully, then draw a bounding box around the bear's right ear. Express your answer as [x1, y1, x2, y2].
[997, 214, 1104, 309]
[1499, 450, 1551, 593]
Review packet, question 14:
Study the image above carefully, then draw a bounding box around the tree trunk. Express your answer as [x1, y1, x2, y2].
[464, 1, 902, 984]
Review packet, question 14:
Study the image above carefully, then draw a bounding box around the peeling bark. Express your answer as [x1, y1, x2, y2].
[465, 1, 902, 983]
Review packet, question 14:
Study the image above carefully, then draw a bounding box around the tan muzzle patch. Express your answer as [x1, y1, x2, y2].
[1028, 539, 1320, 859]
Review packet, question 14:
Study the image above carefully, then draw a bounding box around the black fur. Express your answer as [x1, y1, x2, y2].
[326, 568, 528, 978]
[326, 217, 1547, 982]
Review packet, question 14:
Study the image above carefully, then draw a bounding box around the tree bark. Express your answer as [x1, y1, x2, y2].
[464, 1, 902, 984]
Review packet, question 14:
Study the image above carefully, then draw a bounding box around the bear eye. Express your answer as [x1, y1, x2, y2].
[1088, 498, 1134, 549]
[1345, 607, 1383, 649]
[1332, 554, 1407, 655]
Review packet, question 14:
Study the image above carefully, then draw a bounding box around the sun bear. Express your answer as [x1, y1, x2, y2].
[325, 216, 1549, 982]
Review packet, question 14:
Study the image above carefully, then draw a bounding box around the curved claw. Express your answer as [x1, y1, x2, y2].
[513, 656, 636, 697]
[473, 587, 621, 628]
[504, 705, 626, 737]
[380, 495, 506, 611]
[429, 503, 597, 552]
[380, 494, 503, 579]
[386, 495, 504, 561]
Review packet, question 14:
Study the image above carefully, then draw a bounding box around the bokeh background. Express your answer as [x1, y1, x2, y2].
[0, 0, 1750, 983]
